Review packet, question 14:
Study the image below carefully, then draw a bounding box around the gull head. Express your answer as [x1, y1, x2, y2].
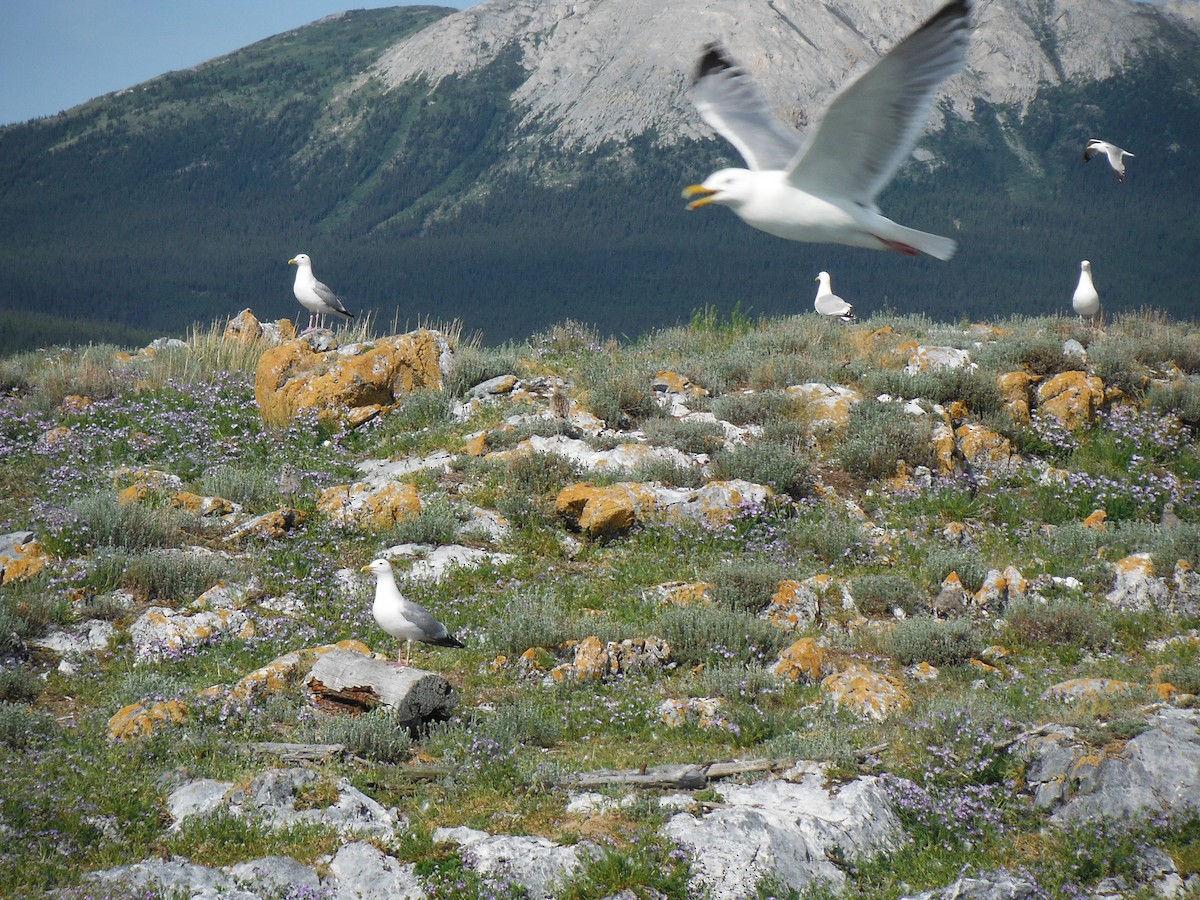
[361, 558, 392, 576]
[288, 253, 311, 267]
[816, 271, 831, 286]
[683, 168, 754, 210]
[1080, 260, 1091, 273]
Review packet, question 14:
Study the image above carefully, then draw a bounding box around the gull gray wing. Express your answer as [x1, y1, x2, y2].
[786, 0, 972, 205]
[692, 43, 802, 172]
[312, 279, 352, 316]
[401, 599, 455, 643]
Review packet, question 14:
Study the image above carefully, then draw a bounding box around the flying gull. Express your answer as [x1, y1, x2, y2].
[288, 253, 355, 333]
[814, 271, 856, 321]
[1072, 260, 1101, 326]
[1083, 140, 1134, 183]
[683, 0, 973, 260]
[361, 558, 464, 667]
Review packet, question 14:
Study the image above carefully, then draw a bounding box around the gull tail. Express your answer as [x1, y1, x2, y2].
[877, 223, 958, 261]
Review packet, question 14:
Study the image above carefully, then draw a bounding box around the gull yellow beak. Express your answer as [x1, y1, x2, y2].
[360, 564, 373, 573]
[288, 258, 298, 266]
[682, 184, 716, 210]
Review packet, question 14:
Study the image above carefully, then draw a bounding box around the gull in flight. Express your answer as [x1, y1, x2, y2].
[683, 0, 973, 261]
[362, 558, 464, 667]
[288, 253, 355, 333]
[1083, 139, 1134, 183]
[814, 272, 856, 321]
[1072, 260, 1101, 327]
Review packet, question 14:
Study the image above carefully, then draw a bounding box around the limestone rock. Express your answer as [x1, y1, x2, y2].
[108, 699, 188, 741]
[170, 490, 236, 517]
[900, 872, 1042, 899]
[326, 841, 425, 900]
[32, 620, 116, 659]
[434, 825, 591, 900]
[227, 507, 307, 542]
[0, 530, 48, 584]
[662, 773, 903, 898]
[1041, 678, 1137, 703]
[646, 580, 715, 606]
[550, 636, 671, 683]
[786, 382, 861, 433]
[772, 637, 832, 683]
[905, 345, 975, 374]
[223, 308, 263, 343]
[1036, 371, 1106, 430]
[384, 543, 514, 582]
[996, 371, 1036, 424]
[652, 370, 708, 399]
[130, 606, 253, 659]
[821, 665, 911, 721]
[318, 481, 422, 530]
[1107, 552, 1169, 612]
[305, 649, 456, 724]
[255, 328, 452, 427]
[764, 580, 820, 631]
[555, 482, 659, 538]
[658, 697, 728, 729]
[956, 423, 1017, 471]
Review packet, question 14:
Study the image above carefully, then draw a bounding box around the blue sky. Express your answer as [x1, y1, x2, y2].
[0, 1, 476, 126]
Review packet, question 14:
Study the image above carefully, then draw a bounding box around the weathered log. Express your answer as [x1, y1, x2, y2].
[564, 758, 789, 790]
[240, 742, 347, 762]
[304, 649, 456, 726]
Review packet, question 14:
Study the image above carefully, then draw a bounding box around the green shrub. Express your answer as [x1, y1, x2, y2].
[445, 342, 520, 396]
[68, 493, 197, 551]
[852, 574, 923, 616]
[710, 442, 812, 499]
[317, 707, 414, 763]
[653, 605, 785, 666]
[787, 516, 869, 565]
[924, 548, 989, 593]
[626, 458, 707, 488]
[838, 401, 934, 480]
[0, 669, 43, 705]
[385, 499, 461, 546]
[500, 452, 582, 499]
[578, 358, 661, 429]
[1147, 377, 1200, 429]
[863, 369, 1002, 418]
[708, 559, 791, 613]
[0, 702, 53, 749]
[710, 390, 798, 427]
[640, 417, 728, 455]
[1003, 596, 1114, 651]
[122, 549, 237, 603]
[196, 464, 282, 508]
[486, 590, 577, 656]
[886, 616, 982, 666]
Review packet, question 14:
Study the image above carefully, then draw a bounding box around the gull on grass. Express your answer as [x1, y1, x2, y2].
[814, 271, 856, 321]
[361, 558, 463, 667]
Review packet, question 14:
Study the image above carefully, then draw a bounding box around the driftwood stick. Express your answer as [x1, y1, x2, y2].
[564, 758, 790, 790]
[241, 742, 347, 762]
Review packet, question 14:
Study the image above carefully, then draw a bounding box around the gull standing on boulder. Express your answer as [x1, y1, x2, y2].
[362, 558, 464, 667]
[683, 0, 973, 260]
[814, 271, 856, 321]
[1083, 140, 1134, 183]
[288, 253, 355, 333]
[1072, 260, 1101, 326]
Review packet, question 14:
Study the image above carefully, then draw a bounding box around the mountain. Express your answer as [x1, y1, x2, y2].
[1, 0, 1199, 354]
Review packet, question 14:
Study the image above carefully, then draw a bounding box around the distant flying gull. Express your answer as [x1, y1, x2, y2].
[814, 271, 856, 321]
[1084, 140, 1134, 183]
[361, 558, 464, 667]
[1072, 260, 1101, 324]
[683, 0, 973, 261]
[288, 253, 355, 333]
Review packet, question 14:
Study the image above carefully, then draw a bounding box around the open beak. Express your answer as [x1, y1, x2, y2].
[682, 184, 716, 210]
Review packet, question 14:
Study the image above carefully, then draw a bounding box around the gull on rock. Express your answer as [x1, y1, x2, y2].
[683, 0, 973, 260]
[1083, 140, 1134, 183]
[1072, 260, 1101, 325]
[288, 253, 355, 333]
[361, 558, 463, 667]
[814, 272, 856, 321]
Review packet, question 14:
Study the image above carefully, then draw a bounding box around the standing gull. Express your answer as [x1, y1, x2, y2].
[683, 0, 973, 260]
[1072, 260, 1101, 326]
[814, 271, 856, 321]
[1084, 140, 1134, 183]
[361, 558, 464, 667]
[288, 253, 355, 333]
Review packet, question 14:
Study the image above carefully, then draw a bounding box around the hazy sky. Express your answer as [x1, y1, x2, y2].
[0, 1, 476, 127]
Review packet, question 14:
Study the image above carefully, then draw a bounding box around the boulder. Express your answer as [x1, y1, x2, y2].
[0, 530, 49, 584]
[549, 636, 671, 683]
[223, 308, 263, 343]
[821, 665, 911, 721]
[996, 371, 1036, 424]
[1107, 553, 1169, 612]
[326, 842, 425, 900]
[900, 872, 1042, 899]
[956, 423, 1017, 471]
[555, 482, 660, 538]
[434, 826, 591, 899]
[255, 328, 452, 427]
[130, 606, 254, 659]
[905, 344, 975, 374]
[227, 507, 307, 542]
[764, 580, 821, 631]
[657, 697, 729, 729]
[786, 382, 861, 433]
[772, 637, 832, 683]
[108, 699, 188, 741]
[662, 772, 903, 898]
[317, 481, 422, 530]
[1036, 371, 1105, 430]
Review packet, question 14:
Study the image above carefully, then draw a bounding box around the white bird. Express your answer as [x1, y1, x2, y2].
[814, 272, 856, 321]
[288, 253, 355, 333]
[1072, 260, 1101, 325]
[361, 558, 464, 667]
[682, 0, 972, 261]
[1084, 139, 1134, 183]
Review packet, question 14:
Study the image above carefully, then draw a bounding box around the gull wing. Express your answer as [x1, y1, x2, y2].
[786, 0, 972, 205]
[400, 599, 453, 643]
[312, 279, 351, 315]
[691, 43, 802, 172]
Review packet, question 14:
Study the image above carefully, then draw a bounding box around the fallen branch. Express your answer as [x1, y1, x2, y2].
[563, 758, 789, 790]
[240, 742, 347, 763]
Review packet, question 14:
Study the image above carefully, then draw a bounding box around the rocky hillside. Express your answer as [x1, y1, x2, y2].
[2, 0, 1199, 353]
[1, 307, 1199, 897]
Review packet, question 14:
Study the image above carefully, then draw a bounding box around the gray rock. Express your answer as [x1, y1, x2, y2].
[32, 620, 116, 658]
[228, 856, 321, 894]
[85, 854, 320, 900]
[325, 841, 425, 900]
[129, 605, 250, 659]
[900, 872, 1041, 899]
[662, 773, 903, 898]
[168, 768, 400, 837]
[1053, 708, 1200, 823]
[434, 825, 591, 899]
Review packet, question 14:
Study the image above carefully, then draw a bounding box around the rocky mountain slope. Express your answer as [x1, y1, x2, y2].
[1, 0, 1198, 354]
